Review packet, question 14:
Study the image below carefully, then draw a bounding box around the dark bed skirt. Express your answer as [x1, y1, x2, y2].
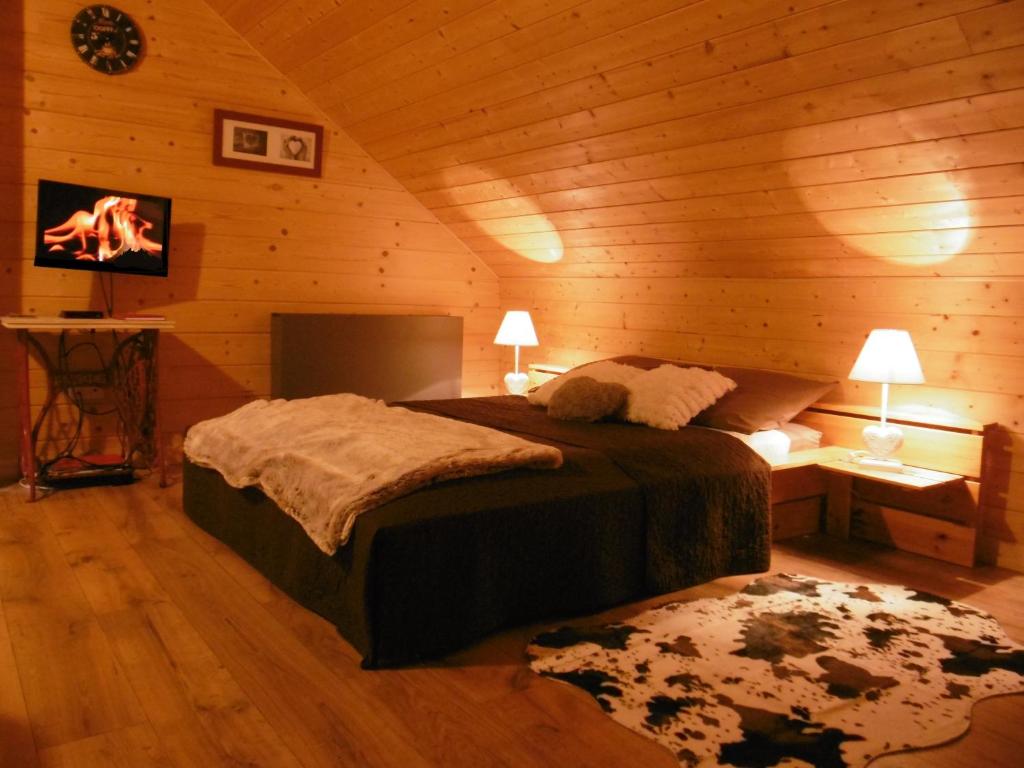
[183, 459, 657, 667]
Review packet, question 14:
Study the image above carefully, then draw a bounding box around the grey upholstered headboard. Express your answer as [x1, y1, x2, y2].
[271, 314, 463, 402]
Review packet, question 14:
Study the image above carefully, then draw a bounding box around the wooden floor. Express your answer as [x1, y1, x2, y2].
[1, 476, 1021, 768]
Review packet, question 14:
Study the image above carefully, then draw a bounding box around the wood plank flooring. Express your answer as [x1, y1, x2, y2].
[1, 475, 1021, 767]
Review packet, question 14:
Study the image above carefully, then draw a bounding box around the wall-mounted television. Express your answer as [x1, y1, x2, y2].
[34, 179, 171, 277]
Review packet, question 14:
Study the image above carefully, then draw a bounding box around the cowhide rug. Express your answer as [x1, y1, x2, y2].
[527, 574, 1024, 767]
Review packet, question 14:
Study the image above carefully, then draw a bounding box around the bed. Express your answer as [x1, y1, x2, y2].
[184, 398, 778, 666]
[182, 343, 840, 667]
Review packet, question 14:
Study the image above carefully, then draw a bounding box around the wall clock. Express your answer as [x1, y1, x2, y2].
[70, 5, 143, 75]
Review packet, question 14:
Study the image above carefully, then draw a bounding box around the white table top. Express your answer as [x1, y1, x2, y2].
[1, 315, 175, 331]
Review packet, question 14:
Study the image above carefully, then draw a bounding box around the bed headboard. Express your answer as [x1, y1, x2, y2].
[271, 314, 463, 402]
[794, 403, 987, 479]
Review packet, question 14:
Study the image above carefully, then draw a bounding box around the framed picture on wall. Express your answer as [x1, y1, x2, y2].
[213, 109, 324, 177]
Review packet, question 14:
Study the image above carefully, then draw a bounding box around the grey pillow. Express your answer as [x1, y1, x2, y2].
[547, 376, 629, 422]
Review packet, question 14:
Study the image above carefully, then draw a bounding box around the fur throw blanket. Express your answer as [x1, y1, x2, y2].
[184, 394, 563, 554]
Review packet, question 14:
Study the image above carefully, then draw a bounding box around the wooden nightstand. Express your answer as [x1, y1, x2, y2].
[819, 455, 976, 567]
[790, 404, 994, 568]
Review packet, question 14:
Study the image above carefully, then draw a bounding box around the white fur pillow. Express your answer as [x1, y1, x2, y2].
[623, 365, 736, 430]
[527, 360, 643, 406]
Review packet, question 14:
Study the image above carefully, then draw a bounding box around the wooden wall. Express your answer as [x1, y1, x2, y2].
[0, 0, 502, 481]
[4, 1, 1022, 570]
[0, 4, 23, 485]
[212, 0, 1024, 570]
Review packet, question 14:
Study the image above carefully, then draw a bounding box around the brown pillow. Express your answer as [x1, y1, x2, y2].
[547, 376, 629, 422]
[606, 355, 709, 372]
[693, 367, 837, 433]
[591, 356, 836, 433]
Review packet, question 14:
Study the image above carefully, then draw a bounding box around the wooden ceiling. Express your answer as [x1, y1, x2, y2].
[204, 0, 1024, 280]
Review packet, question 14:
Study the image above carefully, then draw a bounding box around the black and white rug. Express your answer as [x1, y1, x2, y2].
[527, 574, 1024, 767]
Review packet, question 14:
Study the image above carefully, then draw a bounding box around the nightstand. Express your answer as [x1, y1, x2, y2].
[818, 455, 976, 567]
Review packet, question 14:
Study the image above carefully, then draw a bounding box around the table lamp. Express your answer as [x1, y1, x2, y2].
[848, 329, 925, 468]
[494, 310, 538, 395]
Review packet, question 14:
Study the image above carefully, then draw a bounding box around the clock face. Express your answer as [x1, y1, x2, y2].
[70, 5, 142, 75]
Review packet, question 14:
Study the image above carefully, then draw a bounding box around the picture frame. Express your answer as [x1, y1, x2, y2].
[213, 109, 324, 178]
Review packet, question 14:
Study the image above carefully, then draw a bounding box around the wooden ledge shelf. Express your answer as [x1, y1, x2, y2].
[818, 459, 961, 489]
[809, 401, 984, 435]
[771, 445, 847, 470]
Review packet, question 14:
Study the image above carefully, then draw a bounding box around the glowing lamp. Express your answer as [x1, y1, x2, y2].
[494, 311, 538, 395]
[848, 329, 925, 468]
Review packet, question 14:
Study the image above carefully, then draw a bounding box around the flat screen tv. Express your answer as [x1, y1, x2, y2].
[34, 179, 171, 277]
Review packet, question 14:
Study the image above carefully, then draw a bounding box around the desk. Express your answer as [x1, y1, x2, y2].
[1, 316, 175, 500]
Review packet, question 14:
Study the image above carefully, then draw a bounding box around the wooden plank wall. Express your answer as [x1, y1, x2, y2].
[0, 0, 502, 481]
[0, 4, 23, 487]
[211, 0, 1024, 570]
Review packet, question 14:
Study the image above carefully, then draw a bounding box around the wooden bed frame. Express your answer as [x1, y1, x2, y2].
[529, 360, 993, 568]
[226, 313, 991, 667]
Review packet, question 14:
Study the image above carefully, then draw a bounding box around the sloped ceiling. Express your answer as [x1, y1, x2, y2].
[204, 0, 1022, 280]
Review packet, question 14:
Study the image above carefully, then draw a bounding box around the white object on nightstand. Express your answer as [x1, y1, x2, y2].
[848, 329, 925, 468]
[494, 311, 538, 395]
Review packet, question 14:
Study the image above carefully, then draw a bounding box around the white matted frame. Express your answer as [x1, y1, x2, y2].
[213, 109, 323, 178]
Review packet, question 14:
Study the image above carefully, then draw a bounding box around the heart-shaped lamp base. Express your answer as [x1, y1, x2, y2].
[862, 423, 904, 460]
[504, 371, 530, 395]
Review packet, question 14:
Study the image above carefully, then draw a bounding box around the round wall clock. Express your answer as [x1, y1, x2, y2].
[70, 5, 143, 75]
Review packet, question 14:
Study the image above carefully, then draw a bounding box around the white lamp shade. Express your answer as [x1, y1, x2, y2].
[848, 329, 925, 384]
[494, 310, 538, 347]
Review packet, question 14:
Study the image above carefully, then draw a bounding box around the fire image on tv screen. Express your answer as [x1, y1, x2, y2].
[34, 179, 171, 276]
